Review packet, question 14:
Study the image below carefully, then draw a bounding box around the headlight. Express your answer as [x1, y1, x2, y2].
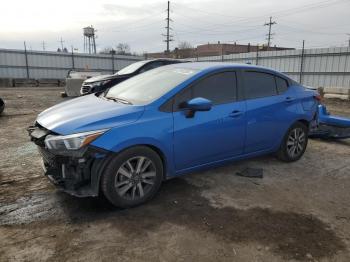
[44, 129, 108, 150]
[91, 80, 111, 87]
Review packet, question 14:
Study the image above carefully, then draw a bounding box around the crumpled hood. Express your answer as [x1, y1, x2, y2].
[83, 74, 114, 83]
[83, 73, 129, 83]
[36, 94, 145, 135]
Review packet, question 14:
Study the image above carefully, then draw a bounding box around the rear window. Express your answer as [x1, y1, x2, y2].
[244, 71, 277, 99]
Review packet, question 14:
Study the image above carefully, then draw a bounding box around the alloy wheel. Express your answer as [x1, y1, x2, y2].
[286, 127, 306, 158]
[114, 156, 156, 200]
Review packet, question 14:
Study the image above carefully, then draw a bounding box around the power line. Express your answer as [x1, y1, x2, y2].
[102, 20, 163, 32]
[172, 3, 246, 19]
[175, 26, 263, 36]
[277, 23, 346, 36]
[278, 17, 350, 30]
[173, 0, 348, 31]
[264, 17, 276, 47]
[174, 20, 261, 34]
[95, 0, 349, 50]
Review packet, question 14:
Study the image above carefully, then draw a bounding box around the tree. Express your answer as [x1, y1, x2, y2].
[175, 41, 195, 58]
[99, 46, 113, 54]
[116, 43, 131, 55]
[178, 41, 193, 50]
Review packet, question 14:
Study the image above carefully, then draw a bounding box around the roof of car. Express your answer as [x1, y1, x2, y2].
[146, 58, 186, 62]
[170, 62, 270, 70]
[167, 62, 290, 79]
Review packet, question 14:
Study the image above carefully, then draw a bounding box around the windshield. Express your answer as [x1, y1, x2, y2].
[116, 60, 149, 75]
[105, 67, 199, 105]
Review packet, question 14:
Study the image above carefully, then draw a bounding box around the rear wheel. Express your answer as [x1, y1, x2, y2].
[101, 146, 163, 208]
[276, 122, 308, 162]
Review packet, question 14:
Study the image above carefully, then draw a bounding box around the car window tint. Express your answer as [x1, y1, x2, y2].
[192, 72, 237, 105]
[106, 67, 199, 105]
[275, 76, 289, 94]
[140, 61, 164, 73]
[244, 71, 277, 99]
[163, 60, 176, 65]
[173, 86, 192, 110]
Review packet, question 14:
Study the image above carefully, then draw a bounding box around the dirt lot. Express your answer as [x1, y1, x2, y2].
[0, 87, 349, 262]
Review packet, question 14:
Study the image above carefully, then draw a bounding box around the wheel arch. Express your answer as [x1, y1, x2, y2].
[92, 143, 170, 196]
[295, 118, 310, 129]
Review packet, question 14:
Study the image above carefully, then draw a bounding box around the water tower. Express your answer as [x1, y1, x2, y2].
[83, 26, 97, 54]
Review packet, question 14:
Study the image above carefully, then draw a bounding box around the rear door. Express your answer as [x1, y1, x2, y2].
[172, 71, 246, 171]
[243, 71, 297, 153]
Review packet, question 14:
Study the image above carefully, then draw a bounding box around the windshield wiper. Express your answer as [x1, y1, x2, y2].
[104, 96, 133, 105]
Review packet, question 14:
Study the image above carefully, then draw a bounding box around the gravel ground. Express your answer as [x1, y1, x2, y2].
[0, 87, 349, 262]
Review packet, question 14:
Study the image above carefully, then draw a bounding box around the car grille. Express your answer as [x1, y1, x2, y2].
[81, 84, 92, 95]
[38, 146, 56, 166]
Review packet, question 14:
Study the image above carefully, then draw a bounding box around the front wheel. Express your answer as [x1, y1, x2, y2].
[101, 146, 163, 208]
[276, 122, 308, 162]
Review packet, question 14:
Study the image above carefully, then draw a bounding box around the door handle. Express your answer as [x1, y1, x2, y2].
[229, 110, 243, 118]
[285, 97, 295, 103]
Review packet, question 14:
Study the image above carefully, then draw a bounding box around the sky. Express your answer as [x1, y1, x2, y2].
[0, 0, 349, 54]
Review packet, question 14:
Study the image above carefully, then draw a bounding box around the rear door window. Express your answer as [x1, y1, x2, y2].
[244, 71, 277, 99]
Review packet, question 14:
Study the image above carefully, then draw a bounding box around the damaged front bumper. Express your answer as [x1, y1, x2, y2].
[28, 125, 110, 197]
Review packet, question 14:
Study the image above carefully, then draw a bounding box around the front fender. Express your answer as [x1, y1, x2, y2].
[90, 109, 175, 177]
[110, 137, 173, 176]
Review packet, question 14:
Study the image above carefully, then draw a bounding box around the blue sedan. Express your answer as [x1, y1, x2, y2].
[28, 62, 319, 207]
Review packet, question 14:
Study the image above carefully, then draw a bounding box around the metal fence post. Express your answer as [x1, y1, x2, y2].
[299, 40, 305, 84]
[221, 45, 224, 62]
[71, 46, 75, 69]
[111, 51, 115, 74]
[23, 41, 30, 79]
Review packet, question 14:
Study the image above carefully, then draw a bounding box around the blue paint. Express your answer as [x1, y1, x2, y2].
[36, 63, 318, 178]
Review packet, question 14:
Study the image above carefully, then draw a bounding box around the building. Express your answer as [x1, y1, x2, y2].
[147, 42, 294, 59]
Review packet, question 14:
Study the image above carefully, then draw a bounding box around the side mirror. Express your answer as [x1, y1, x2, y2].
[183, 97, 212, 118]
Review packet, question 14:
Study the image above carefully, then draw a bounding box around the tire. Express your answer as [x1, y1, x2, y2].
[276, 122, 309, 162]
[0, 98, 4, 115]
[101, 146, 163, 208]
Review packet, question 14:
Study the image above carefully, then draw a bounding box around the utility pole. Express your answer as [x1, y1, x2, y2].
[58, 37, 64, 51]
[42, 41, 46, 51]
[347, 34, 350, 47]
[264, 17, 276, 47]
[162, 1, 173, 53]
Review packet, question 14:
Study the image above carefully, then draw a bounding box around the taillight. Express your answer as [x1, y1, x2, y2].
[314, 94, 322, 102]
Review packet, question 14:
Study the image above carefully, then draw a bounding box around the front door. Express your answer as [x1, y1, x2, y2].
[172, 71, 246, 171]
